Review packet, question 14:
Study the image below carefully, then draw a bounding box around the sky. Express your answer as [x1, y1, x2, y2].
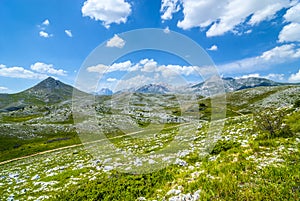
[1, 0, 300, 93]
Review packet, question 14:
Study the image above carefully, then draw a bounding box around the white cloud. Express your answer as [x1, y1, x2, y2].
[207, 0, 290, 37]
[289, 69, 300, 82]
[87, 64, 109, 74]
[65, 30, 73, 37]
[265, 73, 284, 81]
[278, 3, 300, 43]
[106, 34, 126, 48]
[219, 44, 300, 73]
[87, 58, 199, 79]
[139, 59, 198, 77]
[0, 86, 8, 91]
[283, 3, 300, 23]
[161, 0, 181, 20]
[260, 44, 300, 61]
[237, 73, 284, 81]
[117, 75, 153, 90]
[208, 45, 218, 51]
[245, 30, 252, 34]
[140, 59, 158, 72]
[157, 64, 197, 78]
[87, 61, 135, 74]
[162, 0, 291, 37]
[176, 0, 224, 30]
[279, 23, 300, 42]
[39, 31, 52, 38]
[42, 19, 50, 26]
[81, 0, 131, 28]
[38, 19, 53, 37]
[0, 64, 47, 79]
[164, 26, 171, 34]
[107, 78, 117, 82]
[237, 73, 260, 79]
[30, 62, 67, 76]
[248, 2, 286, 25]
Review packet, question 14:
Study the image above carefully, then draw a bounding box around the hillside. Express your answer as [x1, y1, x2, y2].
[0, 77, 85, 112]
[0, 77, 299, 200]
[24, 77, 74, 102]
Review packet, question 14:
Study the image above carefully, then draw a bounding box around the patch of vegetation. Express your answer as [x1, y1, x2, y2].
[253, 107, 294, 139]
[1, 114, 41, 123]
[0, 130, 81, 162]
[211, 140, 241, 155]
[286, 110, 300, 134]
[294, 99, 300, 108]
[55, 169, 174, 201]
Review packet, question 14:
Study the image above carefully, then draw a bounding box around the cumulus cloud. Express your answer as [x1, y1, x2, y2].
[247, 2, 287, 25]
[278, 3, 300, 43]
[283, 2, 300, 23]
[289, 69, 300, 83]
[30, 62, 67, 76]
[106, 34, 126, 48]
[164, 26, 171, 34]
[87, 61, 135, 74]
[260, 44, 300, 61]
[237, 73, 284, 81]
[219, 44, 300, 73]
[265, 73, 285, 81]
[87, 58, 199, 80]
[81, 0, 131, 28]
[0, 86, 8, 91]
[38, 19, 53, 37]
[208, 45, 218, 51]
[160, 0, 181, 20]
[161, 0, 291, 37]
[39, 31, 52, 38]
[140, 59, 198, 77]
[117, 75, 153, 90]
[245, 30, 252, 34]
[157, 64, 197, 78]
[237, 73, 260, 79]
[42, 19, 50, 26]
[65, 30, 73, 37]
[140, 59, 158, 72]
[107, 78, 117, 82]
[0, 64, 47, 79]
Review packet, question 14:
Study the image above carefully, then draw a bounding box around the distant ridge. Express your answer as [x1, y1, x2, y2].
[191, 77, 287, 96]
[95, 88, 113, 96]
[0, 76, 298, 112]
[98, 77, 297, 95]
[136, 84, 170, 94]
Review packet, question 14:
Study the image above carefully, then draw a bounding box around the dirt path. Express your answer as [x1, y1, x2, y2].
[0, 123, 191, 166]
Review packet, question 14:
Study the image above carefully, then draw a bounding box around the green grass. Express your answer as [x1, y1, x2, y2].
[0, 131, 81, 162]
[1, 114, 42, 123]
[54, 169, 175, 201]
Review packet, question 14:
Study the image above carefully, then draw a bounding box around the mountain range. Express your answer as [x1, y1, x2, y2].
[0, 76, 297, 112]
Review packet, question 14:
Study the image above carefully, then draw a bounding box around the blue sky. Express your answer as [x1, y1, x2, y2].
[0, 0, 300, 93]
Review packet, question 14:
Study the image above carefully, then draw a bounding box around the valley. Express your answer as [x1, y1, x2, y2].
[0, 77, 299, 200]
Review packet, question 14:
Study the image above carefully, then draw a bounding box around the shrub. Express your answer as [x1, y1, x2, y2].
[253, 108, 293, 139]
[286, 111, 300, 134]
[294, 100, 300, 108]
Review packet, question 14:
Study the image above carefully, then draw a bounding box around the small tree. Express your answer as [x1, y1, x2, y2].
[253, 107, 292, 139]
